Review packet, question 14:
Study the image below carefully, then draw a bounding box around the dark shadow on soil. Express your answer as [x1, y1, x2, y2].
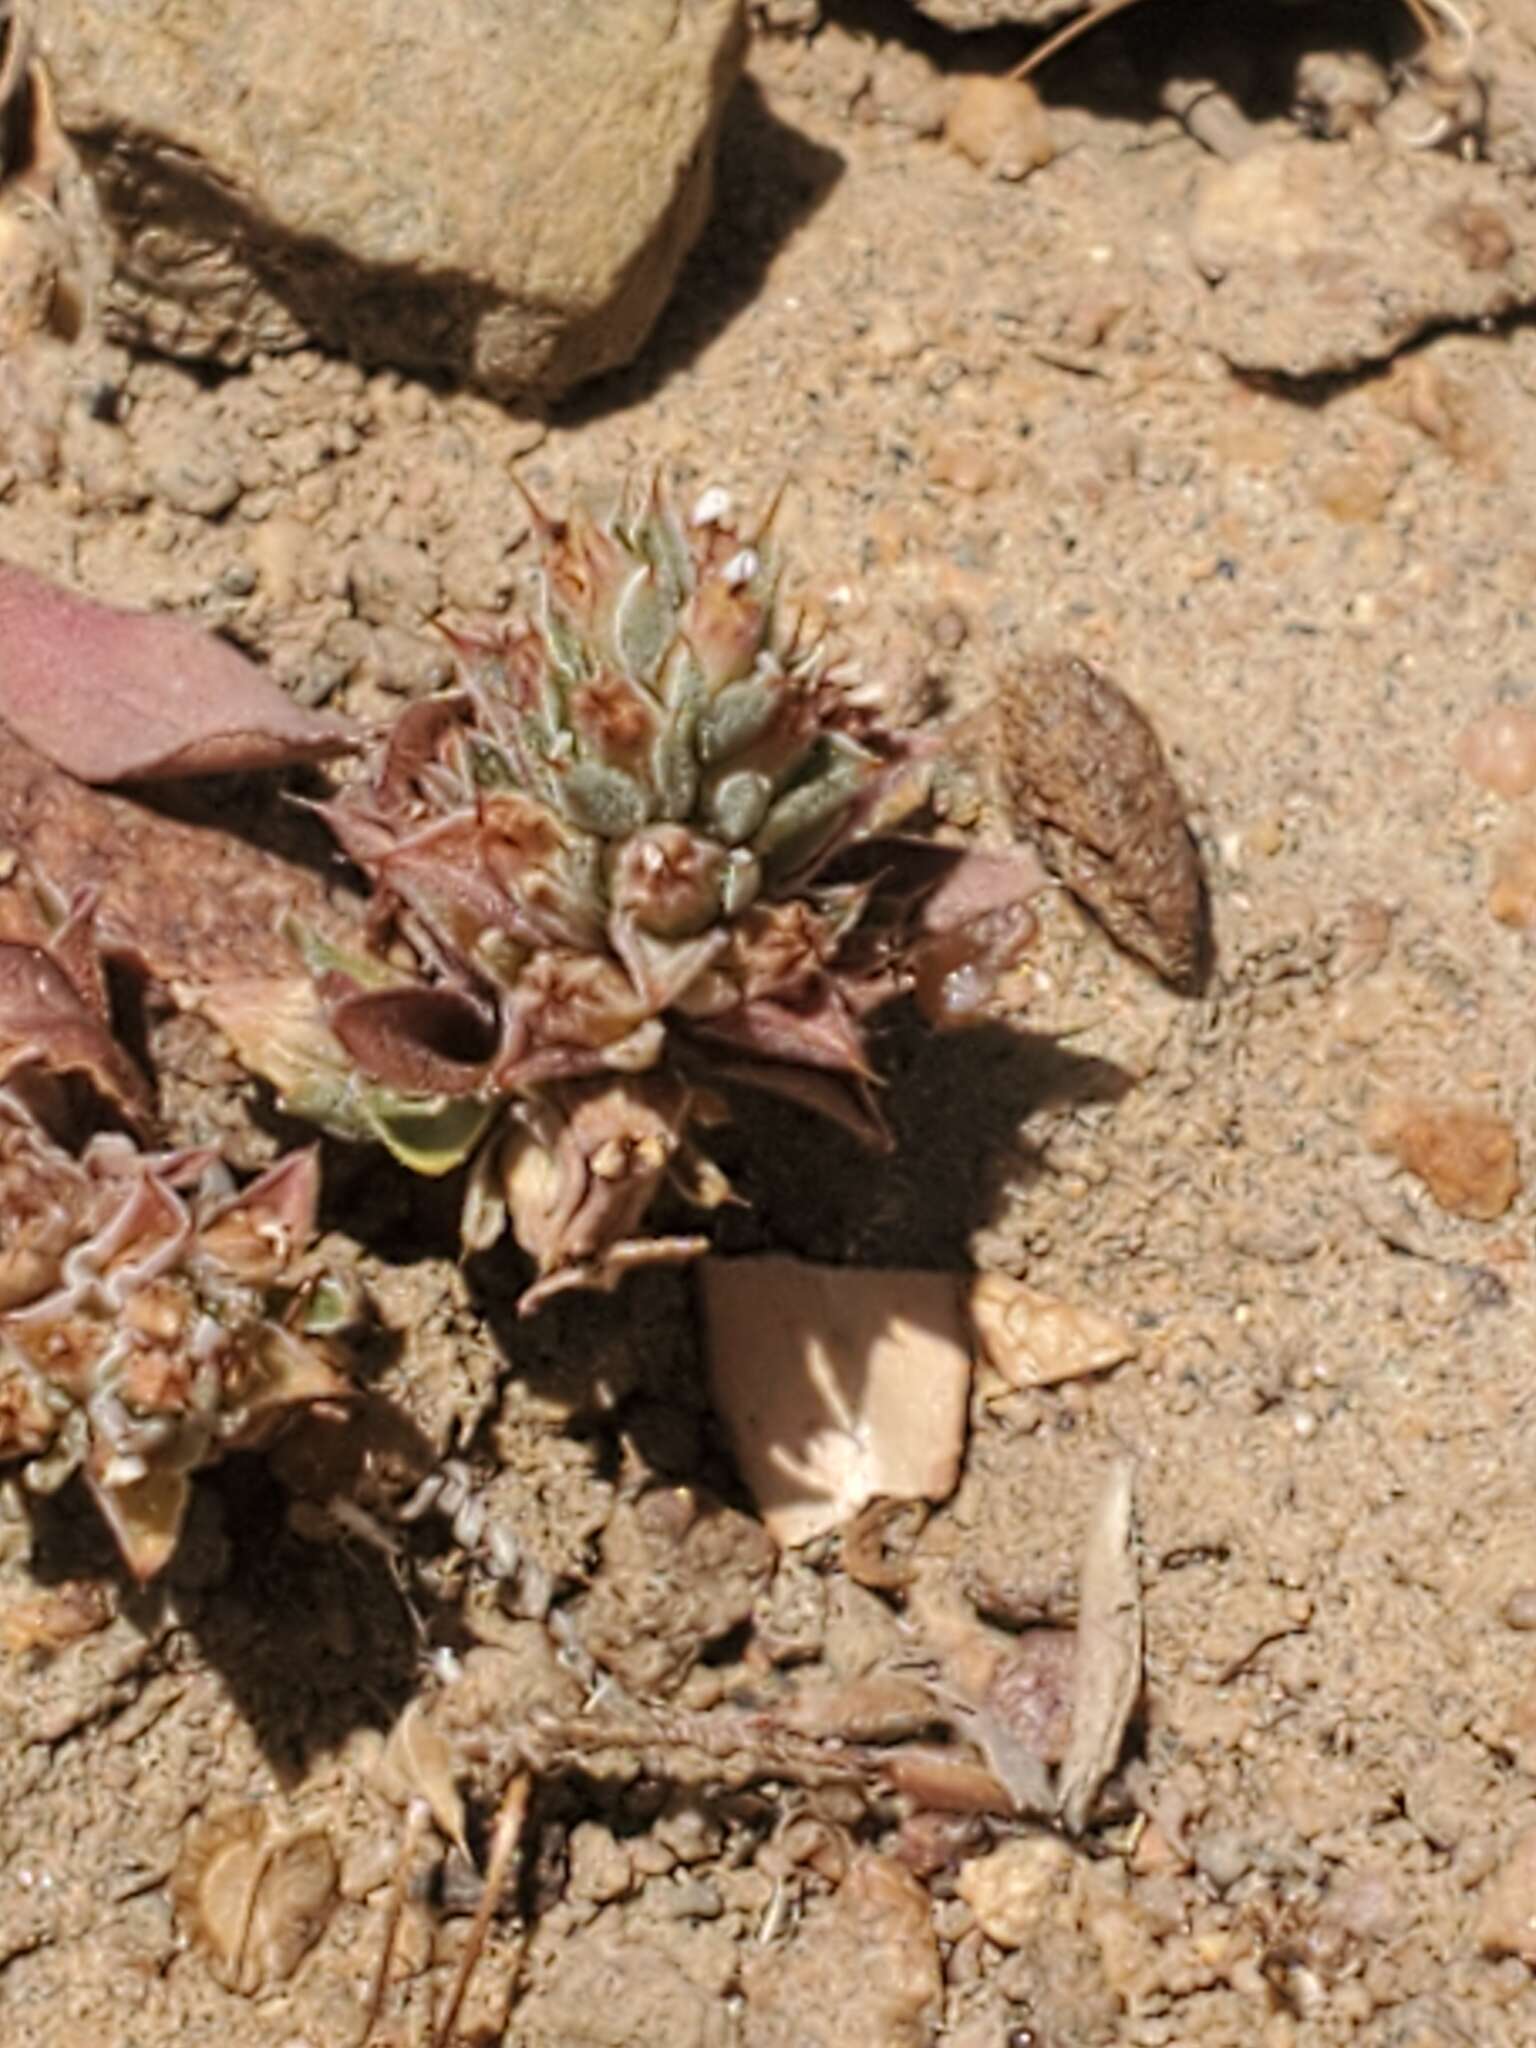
[126, 766, 363, 896]
[19, 1377, 444, 1777]
[157, 1455, 426, 1783]
[552, 75, 846, 423]
[453, 1004, 1136, 1497]
[821, 0, 1425, 127]
[457, 1002, 1132, 1470]
[707, 1005, 1135, 1269]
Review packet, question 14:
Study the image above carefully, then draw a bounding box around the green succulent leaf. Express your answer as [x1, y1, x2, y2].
[360, 1092, 497, 1176]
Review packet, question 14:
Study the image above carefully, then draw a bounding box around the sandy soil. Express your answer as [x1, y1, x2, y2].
[5, 4, 1536, 2044]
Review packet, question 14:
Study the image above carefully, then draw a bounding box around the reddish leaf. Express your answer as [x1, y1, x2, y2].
[0, 940, 154, 1128]
[0, 734, 353, 986]
[0, 561, 357, 782]
[324, 981, 497, 1097]
[700, 1055, 892, 1151]
[914, 845, 1051, 933]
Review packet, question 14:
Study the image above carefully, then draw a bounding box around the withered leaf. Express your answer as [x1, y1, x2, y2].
[375, 1699, 468, 1858]
[0, 560, 355, 782]
[0, 938, 153, 1127]
[0, 734, 350, 985]
[1058, 1459, 1141, 1834]
[326, 981, 497, 1096]
[173, 1806, 337, 1995]
[997, 656, 1206, 990]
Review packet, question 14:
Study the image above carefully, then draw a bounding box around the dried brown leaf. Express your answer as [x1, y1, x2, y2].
[173, 1805, 337, 1995]
[997, 656, 1206, 990]
[375, 1700, 468, 1860]
[0, 733, 347, 986]
[0, 938, 153, 1128]
[326, 980, 496, 1096]
[1058, 1460, 1141, 1834]
[0, 560, 355, 781]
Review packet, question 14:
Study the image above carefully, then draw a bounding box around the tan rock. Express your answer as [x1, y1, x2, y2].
[1367, 1099, 1522, 1222]
[909, 0, 1083, 26]
[1189, 142, 1536, 378]
[956, 1835, 1076, 1949]
[969, 1274, 1138, 1387]
[38, 0, 745, 399]
[1457, 704, 1536, 798]
[944, 76, 1053, 182]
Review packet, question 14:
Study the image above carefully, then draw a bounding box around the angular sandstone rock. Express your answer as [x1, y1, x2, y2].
[37, 0, 745, 398]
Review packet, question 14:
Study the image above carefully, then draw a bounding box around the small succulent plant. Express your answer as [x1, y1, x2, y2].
[0, 1110, 350, 1579]
[207, 483, 1037, 1308]
[0, 873, 354, 1579]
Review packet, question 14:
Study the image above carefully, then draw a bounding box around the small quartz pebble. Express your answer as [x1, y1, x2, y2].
[944, 76, 1054, 182]
[969, 1274, 1139, 1388]
[1457, 705, 1536, 799]
[927, 438, 997, 495]
[699, 1257, 971, 1547]
[1368, 1099, 1522, 1222]
[1503, 1588, 1536, 1631]
[1478, 1828, 1536, 1961]
[956, 1836, 1076, 1949]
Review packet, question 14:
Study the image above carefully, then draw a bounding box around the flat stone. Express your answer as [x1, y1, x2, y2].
[700, 1256, 971, 1547]
[1188, 140, 1536, 378]
[905, 0, 1081, 27]
[38, 0, 745, 399]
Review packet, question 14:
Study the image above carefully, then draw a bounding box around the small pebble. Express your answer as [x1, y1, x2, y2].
[969, 1274, 1139, 1388]
[1457, 704, 1536, 799]
[945, 76, 1054, 182]
[1367, 1099, 1521, 1222]
[566, 1822, 633, 1906]
[1193, 1828, 1256, 1893]
[371, 624, 455, 696]
[218, 559, 257, 597]
[930, 607, 968, 651]
[136, 419, 243, 517]
[866, 305, 923, 363]
[928, 438, 997, 495]
[1478, 1828, 1536, 1961]
[662, 1876, 723, 1920]
[955, 1837, 1074, 1949]
[347, 533, 442, 626]
[1502, 1587, 1536, 1631]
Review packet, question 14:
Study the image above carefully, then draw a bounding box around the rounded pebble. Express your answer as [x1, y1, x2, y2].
[1457, 704, 1536, 799]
